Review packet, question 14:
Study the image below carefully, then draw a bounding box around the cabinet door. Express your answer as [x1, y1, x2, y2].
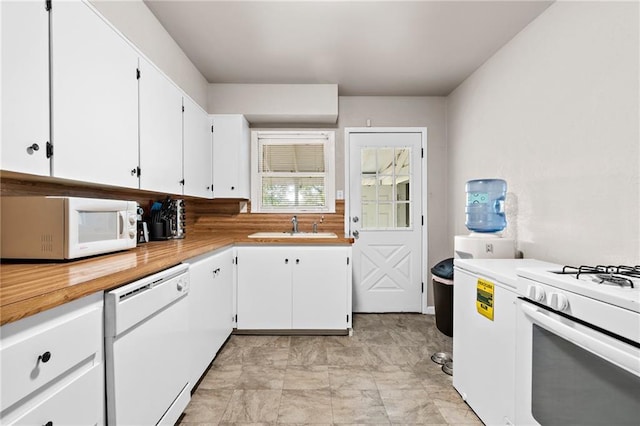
[212, 114, 250, 198]
[292, 247, 349, 329]
[188, 253, 217, 388]
[0, 1, 50, 176]
[51, 1, 139, 188]
[139, 57, 183, 194]
[211, 249, 234, 354]
[183, 97, 212, 198]
[187, 248, 234, 388]
[236, 247, 291, 329]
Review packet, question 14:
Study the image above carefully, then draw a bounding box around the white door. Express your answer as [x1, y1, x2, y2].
[139, 57, 183, 195]
[183, 97, 212, 198]
[211, 115, 250, 198]
[236, 247, 292, 329]
[51, 1, 139, 187]
[348, 130, 424, 312]
[1, 1, 50, 176]
[292, 247, 348, 329]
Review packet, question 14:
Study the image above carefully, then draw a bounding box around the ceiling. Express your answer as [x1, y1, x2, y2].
[144, 0, 553, 96]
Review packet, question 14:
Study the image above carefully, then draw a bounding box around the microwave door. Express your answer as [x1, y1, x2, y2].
[66, 198, 133, 259]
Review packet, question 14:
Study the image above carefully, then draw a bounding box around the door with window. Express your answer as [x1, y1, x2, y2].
[348, 130, 424, 312]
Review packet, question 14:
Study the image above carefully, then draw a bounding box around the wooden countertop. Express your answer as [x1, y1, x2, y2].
[0, 232, 353, 326]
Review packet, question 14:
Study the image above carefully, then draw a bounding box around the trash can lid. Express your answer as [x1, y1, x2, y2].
[432, 275, 454, 285]
[431, 257, 454, 280]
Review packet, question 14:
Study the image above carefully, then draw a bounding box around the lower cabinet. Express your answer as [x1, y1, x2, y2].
[0, 292, 104, 425]
[236, 246, 352, 331]
[185, 248, 234, 388]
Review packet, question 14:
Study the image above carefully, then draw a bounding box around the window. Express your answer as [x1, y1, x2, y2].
[251, 131, 335, 213]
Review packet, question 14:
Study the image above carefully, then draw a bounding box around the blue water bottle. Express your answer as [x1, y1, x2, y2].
[465, 179, 507, 233]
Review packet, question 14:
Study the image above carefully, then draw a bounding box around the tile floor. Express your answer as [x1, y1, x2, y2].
[179, 313, 482, 425]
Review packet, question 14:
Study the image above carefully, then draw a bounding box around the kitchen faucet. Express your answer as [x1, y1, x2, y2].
[291, 215, 299, 233]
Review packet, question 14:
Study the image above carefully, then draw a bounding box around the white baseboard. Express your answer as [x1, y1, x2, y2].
[424, 306, 435, 315]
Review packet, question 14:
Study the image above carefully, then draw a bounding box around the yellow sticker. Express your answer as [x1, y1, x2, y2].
[476, 278, 494, 321]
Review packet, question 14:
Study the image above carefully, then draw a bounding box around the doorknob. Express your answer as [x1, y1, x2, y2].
[352, 216, 359, 223]
[352, 230, 360, 239]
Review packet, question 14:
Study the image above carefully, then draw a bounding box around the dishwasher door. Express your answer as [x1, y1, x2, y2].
[105, 264, 190, 425]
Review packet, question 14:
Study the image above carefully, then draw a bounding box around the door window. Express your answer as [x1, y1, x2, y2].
[360, 147, 412, 229]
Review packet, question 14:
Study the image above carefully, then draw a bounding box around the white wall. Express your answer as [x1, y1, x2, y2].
[447, 1, 639, 265]
[208, 84, 338, 123]
[90, 0, 209, 109]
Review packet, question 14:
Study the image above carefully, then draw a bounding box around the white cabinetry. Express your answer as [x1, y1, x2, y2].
[211, 114, 250, 199]
[0, 1, 50, 176]
[236, 246, 351, 331]
[183, 97, 213, 198]
[139, 57, 184, 195]
[0, 292, 104, 425]
[185, 248, 234, 388]
[51, 0, 139, 188]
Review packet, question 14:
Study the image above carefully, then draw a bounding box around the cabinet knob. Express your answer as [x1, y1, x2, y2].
[179, 179, 185, 186]
[285, 259, 289, 264]
[27, 143, 40, 154]
[131, 168, 137, 176]
[231, 186, 235, 190]
[39, 351, 51, 363]
[43, 421, 53, 426]
[296, 259, 300, 264]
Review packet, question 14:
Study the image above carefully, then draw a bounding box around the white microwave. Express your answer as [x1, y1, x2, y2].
[1, 196, 138, 260]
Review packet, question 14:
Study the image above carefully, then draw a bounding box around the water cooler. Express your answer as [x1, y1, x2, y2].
[454, 179, 515, 259]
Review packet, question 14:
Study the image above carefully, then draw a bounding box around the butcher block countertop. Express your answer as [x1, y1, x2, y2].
[0, 232, 353, 326]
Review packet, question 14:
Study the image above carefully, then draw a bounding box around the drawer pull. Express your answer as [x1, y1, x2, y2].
[38, 351, 51, 363]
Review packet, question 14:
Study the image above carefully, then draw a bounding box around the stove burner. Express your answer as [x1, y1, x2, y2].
[558, 265, 639, 289]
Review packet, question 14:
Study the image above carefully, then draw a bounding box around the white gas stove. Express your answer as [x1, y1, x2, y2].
[514, 264, 640, 425]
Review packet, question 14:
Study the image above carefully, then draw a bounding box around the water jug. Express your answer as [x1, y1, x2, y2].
[465, 179, 507, 233]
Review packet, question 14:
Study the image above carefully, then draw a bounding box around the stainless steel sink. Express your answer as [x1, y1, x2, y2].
[248, 231, 338, 239]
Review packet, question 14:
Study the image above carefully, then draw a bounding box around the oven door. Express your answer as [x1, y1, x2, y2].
[515, 299, 640, 426]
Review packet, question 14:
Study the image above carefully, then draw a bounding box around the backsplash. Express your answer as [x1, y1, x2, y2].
[0, 171, 346, 236]
[191, 199, 346, 236]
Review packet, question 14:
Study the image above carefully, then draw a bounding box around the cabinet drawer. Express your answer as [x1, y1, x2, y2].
[7, 364, 104, 426]
[0, 296, 103, 412]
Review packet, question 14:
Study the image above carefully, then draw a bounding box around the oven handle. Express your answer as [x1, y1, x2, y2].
[521, 303, 640, 375]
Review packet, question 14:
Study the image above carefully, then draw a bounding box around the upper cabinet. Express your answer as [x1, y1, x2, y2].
[211, 114, 250, 199]
[183, 97, 213, 198]
[0, 1, 50, 176]
[138, 57, 184, 195]
[51, 1, 139, 188]
[2, 0, 218, 199]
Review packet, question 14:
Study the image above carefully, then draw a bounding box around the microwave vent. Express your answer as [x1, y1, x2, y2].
[40, 234, 54, 253]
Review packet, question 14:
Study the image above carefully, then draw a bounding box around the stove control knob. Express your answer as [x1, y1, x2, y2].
[129, 216, 136, 225]
[527, 284, 545, 302]
[549, 292, 569, 311]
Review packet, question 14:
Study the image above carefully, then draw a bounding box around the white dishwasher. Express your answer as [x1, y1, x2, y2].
[105, 264, 190, 425]
[452, 259, 556, 426]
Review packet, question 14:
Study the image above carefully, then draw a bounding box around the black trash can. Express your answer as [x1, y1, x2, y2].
[431, 258, 454, 337]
